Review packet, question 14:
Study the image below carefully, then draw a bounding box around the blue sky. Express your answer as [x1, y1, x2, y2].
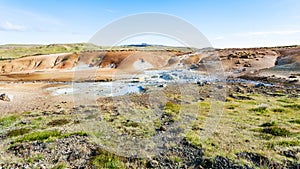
[1, 0, 300, 48]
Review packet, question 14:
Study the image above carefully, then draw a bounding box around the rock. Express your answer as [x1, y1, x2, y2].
[158, 84, 167, 88]
[148, 160, 159, 168]
[236, 152, 279, 168]
[281, 150, 297, 159]
[217, 85, 223, 89]
[255, 83, 265, 88]
[235, 60, 241, 64]
[288, 79, 299, 83]
[160, 126, 167, 131]
[138, 86, 147, 92]
[197, 81, 208, 86]
[160, 73, 175, 81]
[289, 75, 297, 78]
[243, 63, 251, 67]
[0, 93, 10, 102]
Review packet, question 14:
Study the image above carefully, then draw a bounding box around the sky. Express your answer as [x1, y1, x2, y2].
[0, 0, 300, 48]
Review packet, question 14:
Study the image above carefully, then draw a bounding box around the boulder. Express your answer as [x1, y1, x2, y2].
[0, 93, 10, 102]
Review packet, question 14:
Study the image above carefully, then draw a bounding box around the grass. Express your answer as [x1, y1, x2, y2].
[267, 140, 300, 148]
[51, 163, 67, 169]
[7, 128, 31, 137]
[15, 129, 88, 143]
[260, 121, 278, 127]
[0, 43, 85, 59]
[0, 115, 18, 127]
[93, 152, 125, 169]
[289, 119, 300, 124]
[164, 101, 181, 114]
[184, 92, 300, 165]
[260, 127, 293, 137]
[0, 43, 195, 59]
[164, 101, 181, 121]
[249, 106, 269, 114]
[169, 155, 182, 163]
[186, 131, 202, 148]
[271, 108, 285, 113]
[283, 104, 300, 110]
[16, 130, 61, 142]
[47, 119, 70, 126]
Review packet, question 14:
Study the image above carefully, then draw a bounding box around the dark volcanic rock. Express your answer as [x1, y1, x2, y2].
[0, 93, 10, 102]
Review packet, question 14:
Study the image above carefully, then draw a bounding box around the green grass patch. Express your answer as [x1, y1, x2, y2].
[16, 130, 61, 142]
[226, 104, 238, 110]
[47, 119, 70, 127]
[260, 121, 278, 127]
[276, 98, 293, 103]
[249, 106, 269, 114]
[289, 119, 300, 124]
[164, 102, 181, 114]
[61, 131, 88, 138]
[186, 131, 202, 148]
[260, 127, 292, 137]
[0, 115, 18, 127]
[283, 104, 300, 110]
[271, 108, 285, 113]
[267, 140, 300, 148]
[51, 163, 67, 169]
[93, 152, 125, 169]
[7, 128, 31, 137]
[169, 155, 182, 163]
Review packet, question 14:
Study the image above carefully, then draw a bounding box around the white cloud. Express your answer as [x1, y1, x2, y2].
[105, 9, 116, 13]
[235, 30, 300, 37]
[0, 21, 26, 31]
[214, 36, 224, 40]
